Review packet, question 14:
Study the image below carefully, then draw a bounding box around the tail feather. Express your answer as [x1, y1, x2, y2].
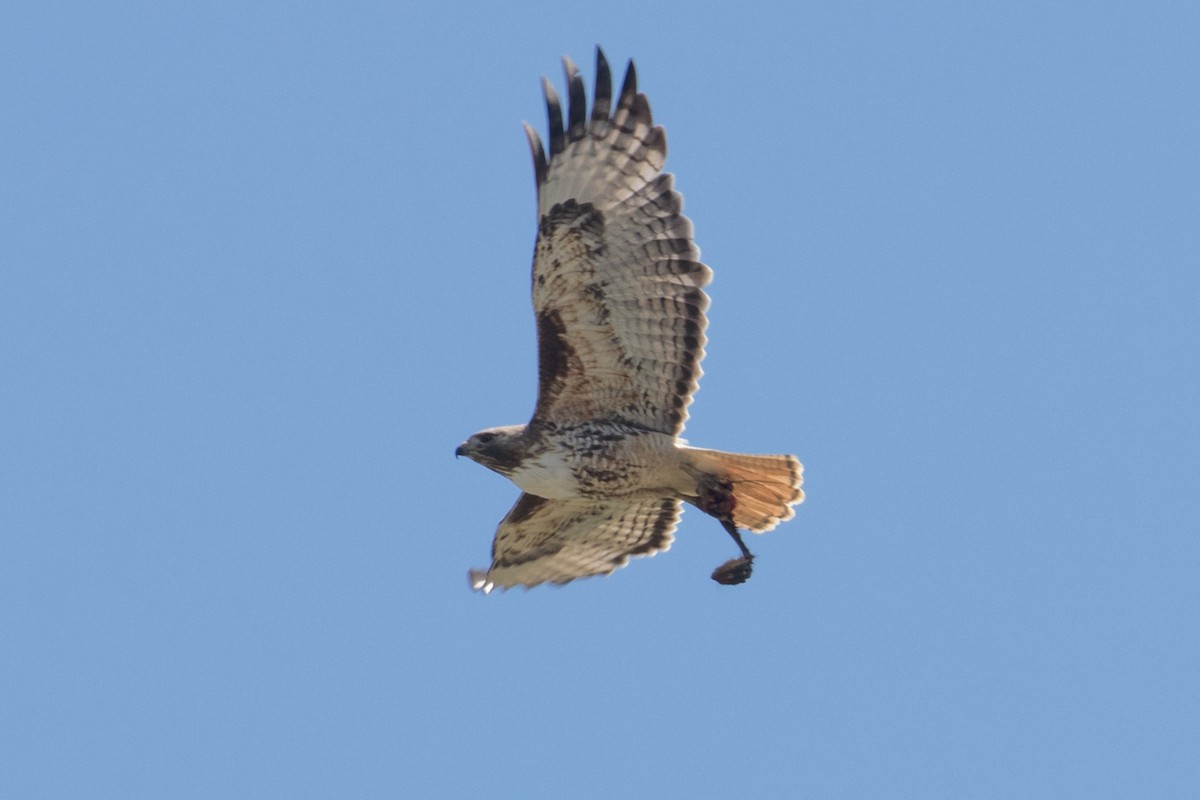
[683, 448, 805, 532]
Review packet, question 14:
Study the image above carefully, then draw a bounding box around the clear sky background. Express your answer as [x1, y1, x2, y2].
[2, 2, 1197, 797]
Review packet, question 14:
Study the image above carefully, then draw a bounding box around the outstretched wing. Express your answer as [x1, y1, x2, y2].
[525, 48, 712, 436]
[469, 493, 681, 593]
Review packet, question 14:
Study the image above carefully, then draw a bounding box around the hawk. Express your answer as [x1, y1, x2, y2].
[457, 48, 804, 592]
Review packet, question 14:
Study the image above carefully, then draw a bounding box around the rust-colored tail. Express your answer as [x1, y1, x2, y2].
[683, 448, 805, 532]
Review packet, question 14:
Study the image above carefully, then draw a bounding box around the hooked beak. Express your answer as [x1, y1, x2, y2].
[455, 443, 467, 459]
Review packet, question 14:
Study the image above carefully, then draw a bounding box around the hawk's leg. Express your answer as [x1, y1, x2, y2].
[697, 481, 755, 586]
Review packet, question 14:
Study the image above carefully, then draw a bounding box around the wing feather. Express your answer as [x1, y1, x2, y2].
[542, 77, 564, 158]
[562, 56, 587, 140]
[523, 123, 547, 188]
[590, 49, 612, 125]
[525, 47, 711, 435]
[469, 493, 681, 593]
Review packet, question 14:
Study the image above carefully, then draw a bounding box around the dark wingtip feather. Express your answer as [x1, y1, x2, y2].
[618, 59, 638, 112]
[631, 92, 653, 125]
[562, 55, 586, 141]
[523, 122, 548, 187]
[592, 46, 612, 123]
[645, 123, 666, 160]
[542, 76, 564, 157]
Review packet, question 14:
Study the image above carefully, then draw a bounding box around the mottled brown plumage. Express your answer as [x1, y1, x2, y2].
[457, 49, 804, 592]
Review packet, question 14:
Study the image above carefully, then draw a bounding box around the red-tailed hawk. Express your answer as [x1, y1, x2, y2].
[457, 48, 804, 592]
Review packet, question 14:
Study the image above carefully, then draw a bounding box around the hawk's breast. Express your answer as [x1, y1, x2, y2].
[508, 447, 578, 500]
[510, 424, 688, 501]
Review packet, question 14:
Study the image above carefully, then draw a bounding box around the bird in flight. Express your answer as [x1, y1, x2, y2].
[457, 48, 804, 592]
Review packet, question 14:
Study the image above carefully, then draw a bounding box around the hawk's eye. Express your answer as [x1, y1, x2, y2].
[477, 432, 496, 444]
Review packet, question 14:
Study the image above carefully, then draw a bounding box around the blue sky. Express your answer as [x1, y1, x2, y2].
[2, 1, 1198, 797]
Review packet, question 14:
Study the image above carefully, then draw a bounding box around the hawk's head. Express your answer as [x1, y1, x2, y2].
[455, 425, 528, 477]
